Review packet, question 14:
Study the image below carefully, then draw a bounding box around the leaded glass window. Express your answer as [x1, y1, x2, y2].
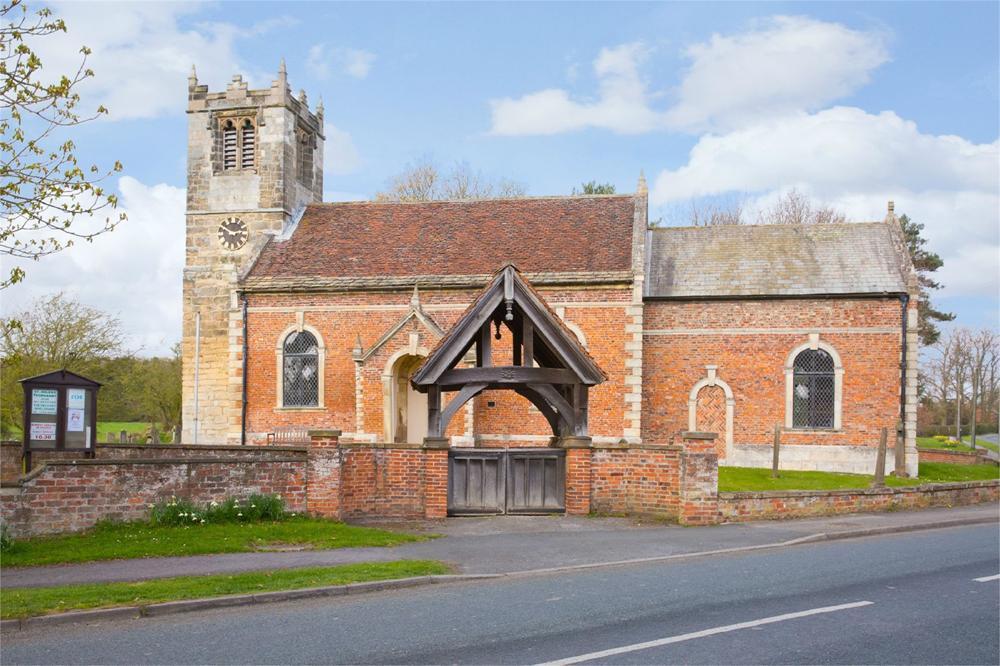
[792, 349, 835, 428]
[283, 331, 319, 407]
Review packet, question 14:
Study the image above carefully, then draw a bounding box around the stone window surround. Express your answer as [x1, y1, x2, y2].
[275, 315, 326, 410]
[688, 365, 734, 458]
[784, 333, 843, 431]
[214, 111, 259, 175]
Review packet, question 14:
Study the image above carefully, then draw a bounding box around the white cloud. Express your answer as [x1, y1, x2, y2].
[306, 44, 375, 80]
[33, 2, 295, 120]
[665, 16, 888, 132]
[323, 122, 361, 176]
[489, 17, 887, 136]
[651, 107, 1000, 298]
[2, 177, 185, 355]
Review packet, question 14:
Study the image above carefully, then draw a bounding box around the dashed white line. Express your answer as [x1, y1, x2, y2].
[973, 574, 1000, 582]
[536, 600, 875, 666]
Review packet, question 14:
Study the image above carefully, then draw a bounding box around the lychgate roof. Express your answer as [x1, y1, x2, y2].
[646, 222, 911, 299]
[244, 195, 635, 288]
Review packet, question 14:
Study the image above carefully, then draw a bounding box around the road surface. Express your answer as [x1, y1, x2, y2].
[3, 524, 998, 665]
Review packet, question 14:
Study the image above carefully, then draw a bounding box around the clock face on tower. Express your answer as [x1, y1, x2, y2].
[217, 217, 249, 251]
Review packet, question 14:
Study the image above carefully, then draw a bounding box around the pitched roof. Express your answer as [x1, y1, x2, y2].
[646, 222, 911, 299]
[244, 196, 635, 286]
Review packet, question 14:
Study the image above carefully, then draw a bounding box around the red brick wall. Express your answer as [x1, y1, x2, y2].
[1, 441, 20, 483]
[719, 480, 999, 521]
[917, 448, 995, 466]
[590, 445, 681, 516]
[643, 298, 903, 448]
[245, 285, 630, 444]
[1, 457, 307, 537]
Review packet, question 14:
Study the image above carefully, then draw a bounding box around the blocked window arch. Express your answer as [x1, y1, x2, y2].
[275, 322, 326, 409]
[784, 333, 843, 430]
[687, 365, 734, 458]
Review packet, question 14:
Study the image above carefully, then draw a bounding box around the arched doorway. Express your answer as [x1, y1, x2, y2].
[391, 354, 427, 444]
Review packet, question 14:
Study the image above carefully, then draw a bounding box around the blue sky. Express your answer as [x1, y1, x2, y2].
[4, 1, 998, 355]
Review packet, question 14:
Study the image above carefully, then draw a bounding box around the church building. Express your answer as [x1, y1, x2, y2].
[182, 65, 921, 502]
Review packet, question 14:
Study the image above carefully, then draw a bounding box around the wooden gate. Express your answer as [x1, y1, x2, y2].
[448, 448, 565, 515]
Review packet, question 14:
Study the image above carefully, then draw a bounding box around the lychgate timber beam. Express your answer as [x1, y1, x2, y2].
[412, 264, 607, 440]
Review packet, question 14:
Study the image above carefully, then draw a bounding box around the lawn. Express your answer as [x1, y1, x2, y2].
[0, 560, 450, 619]
[97, 421, 168, 443]
[1, 518, 429, 567]
[718, 462, 998, 492]
[917, 435, 999, 454]
[964, 437, 1000, 453]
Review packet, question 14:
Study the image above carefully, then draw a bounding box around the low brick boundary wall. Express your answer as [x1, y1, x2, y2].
[719, 480, 999, 521]
[917, 447, 996, 466]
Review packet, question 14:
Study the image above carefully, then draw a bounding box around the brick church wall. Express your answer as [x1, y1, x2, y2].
[244, 284, 631, 445]
[642, 298, 903, 451]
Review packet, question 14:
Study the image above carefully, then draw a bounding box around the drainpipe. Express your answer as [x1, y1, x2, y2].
[193, 311, 200, 445]
[240, 293, 249, 446]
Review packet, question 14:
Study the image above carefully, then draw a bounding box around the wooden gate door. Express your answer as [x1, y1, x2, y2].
[448, 448, 565, 515]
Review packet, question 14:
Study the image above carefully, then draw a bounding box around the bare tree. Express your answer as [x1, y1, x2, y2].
[756, 189, 847, 225]
[374, 157, 525, 202]
[967, 329, 999, 448]
[689, 199, 744, 226]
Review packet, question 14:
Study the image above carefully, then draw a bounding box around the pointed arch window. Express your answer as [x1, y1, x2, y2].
[240, 119, 255, 169]
[218, 117, 256, 172]
[282, 331, 319, 407]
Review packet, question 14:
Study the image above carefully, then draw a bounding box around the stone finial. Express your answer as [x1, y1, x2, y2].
[279, 57, 287, 77]
[637, 170, 648, 196]
[316, 96, 324, 117]
[298, 89, 308, 106]
[410, 284, 421, 308]
[188, 64, 198, 89]
[352, 334, 363, 360]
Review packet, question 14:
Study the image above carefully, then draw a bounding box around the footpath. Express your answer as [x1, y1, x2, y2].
[3, 503, 997, 589]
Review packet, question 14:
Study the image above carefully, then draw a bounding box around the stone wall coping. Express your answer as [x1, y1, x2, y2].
[340, 441, 425, 450]
[7, 457, 306, 485]
[719, 478, 999, 500]
[422, 437, 450, 450]
[556, 436, 593, 449]
[915, 446, 980, 456]
[681, 431, 718, 440]
[592, 443, 683, 452]
[308, 430, 342, 438]
[1, 441, 309, 453]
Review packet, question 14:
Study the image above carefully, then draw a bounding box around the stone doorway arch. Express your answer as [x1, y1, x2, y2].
[389, 353, 428, 444]
[688, 365, 734, 459]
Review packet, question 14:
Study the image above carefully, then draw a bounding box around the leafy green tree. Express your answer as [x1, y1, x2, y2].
[0, 293, 127, 436]
[0, 0, 125, 288]
[899, 213, 954, 346]
[574, 181, 616, 195]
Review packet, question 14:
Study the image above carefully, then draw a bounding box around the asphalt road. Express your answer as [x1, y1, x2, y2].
[3, 524, 998, 665]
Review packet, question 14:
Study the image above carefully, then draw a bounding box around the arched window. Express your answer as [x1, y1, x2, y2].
[222, 120, 238, 170]
[240, 119, 255, 169]
[791, 349, 835, 428]
[282, 331, 319, 407]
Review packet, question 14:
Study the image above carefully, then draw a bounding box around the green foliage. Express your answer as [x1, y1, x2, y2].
[0, 294, 181, 437]
[1, 518, 429, 566]
[898, 213, 954, 345]
[0, 560, 450, 619]
[574, 181, 616, 195]
[148, 494, 287, 526]
[0, 523, 12, 552]
[0, 0, 125, 288]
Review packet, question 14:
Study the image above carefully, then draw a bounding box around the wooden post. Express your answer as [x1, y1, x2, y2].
[771, 424, 781, 478]
[893, 421, 906, 477]
[872, 427, 888, 488]
[119, 429, 127, 444]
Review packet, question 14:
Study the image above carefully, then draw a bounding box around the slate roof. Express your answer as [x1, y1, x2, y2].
[243, 196, 635, 285]
[645, 222, 911, 299]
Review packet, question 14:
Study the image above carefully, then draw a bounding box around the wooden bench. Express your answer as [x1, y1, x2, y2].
[266, 428, 310, 446]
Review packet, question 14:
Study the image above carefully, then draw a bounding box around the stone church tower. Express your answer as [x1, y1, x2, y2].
[182, 63, 324, 444]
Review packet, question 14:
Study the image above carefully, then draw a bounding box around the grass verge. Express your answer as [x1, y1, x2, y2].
[0, 560, 449, 620]
[1, 518, 428, 567]
[719, 462, 998, 492]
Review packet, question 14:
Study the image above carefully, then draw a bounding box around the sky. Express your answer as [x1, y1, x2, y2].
[3, 1, 998, 356]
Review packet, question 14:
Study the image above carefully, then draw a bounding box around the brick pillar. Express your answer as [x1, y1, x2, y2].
[679, 431, 720, 526]
[422, 437, 449, 519]
[559, 436, 593, 515]
[307, 429, 343, 519]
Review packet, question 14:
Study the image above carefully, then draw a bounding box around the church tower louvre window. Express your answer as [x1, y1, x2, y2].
[218, 117, 257, 172]
[241, 119, 256, 169]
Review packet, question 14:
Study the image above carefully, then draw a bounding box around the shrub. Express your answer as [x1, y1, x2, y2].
[934, 435, 948, 442]
[0, 523, 12, 552]
[148, 494, 286, 527]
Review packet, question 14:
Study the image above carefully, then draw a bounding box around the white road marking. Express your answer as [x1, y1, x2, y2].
[973, 574, 1000, 582]
[536, 600, 875, 666]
